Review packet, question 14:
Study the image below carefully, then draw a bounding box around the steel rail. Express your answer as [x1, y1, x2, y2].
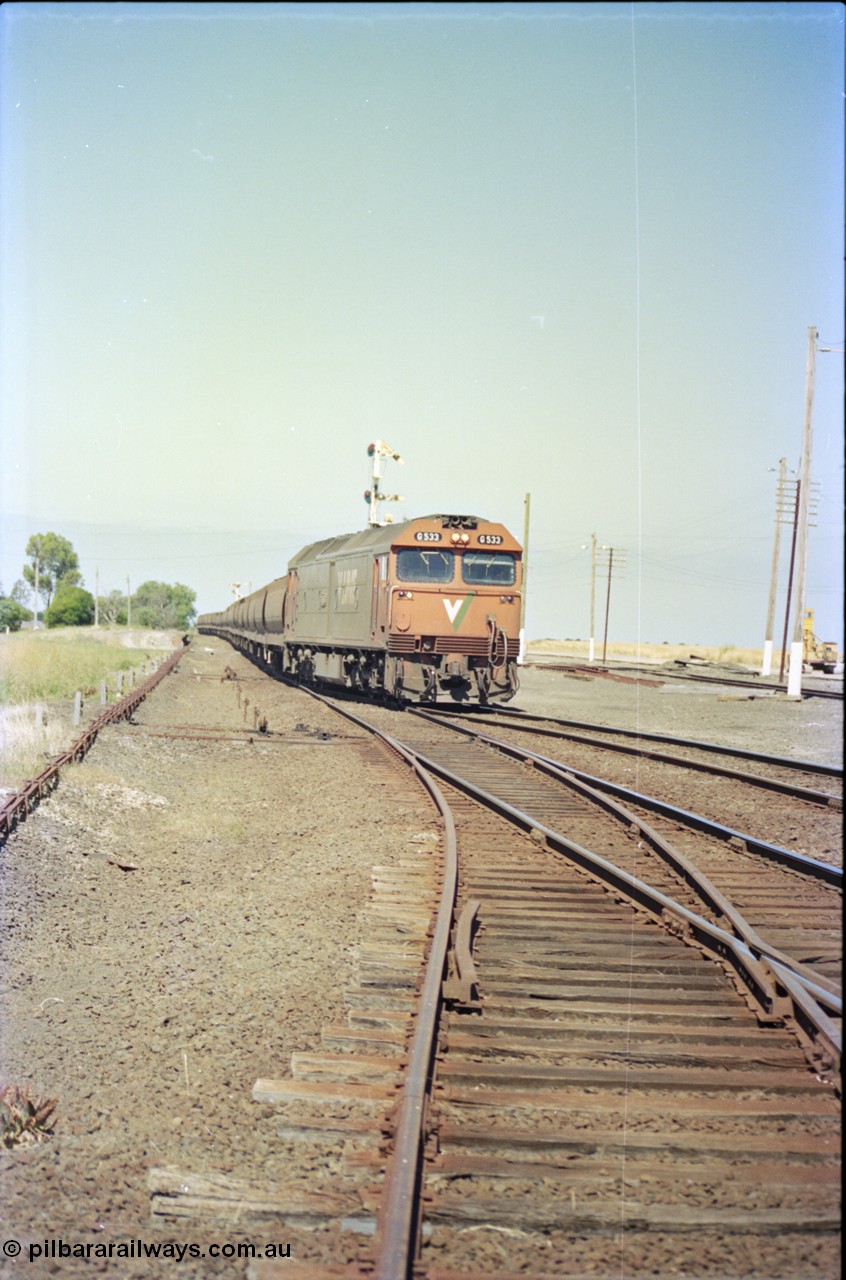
[524, 754, 842, 1011]
[391, 736, 841, 1089]
[290, 684, 460, 1279]
[408, 713, 842, 1011]
[541, 755, 843, 885]
[371, 734, 456, 1280]
[410, 710, 843, 1008]
[0, 644, 189, 845]
[426, 704, 843, 779]
[462, 716, 839, 806]
[437, 716, 839, 1003]
[414, 709, 842, 888]
[525, 660, 844, 700]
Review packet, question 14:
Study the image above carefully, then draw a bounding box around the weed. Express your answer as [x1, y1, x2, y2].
[0, 629, 168, 703]
[0, 627, 175, 788]
[0, 1083, 58, 1147]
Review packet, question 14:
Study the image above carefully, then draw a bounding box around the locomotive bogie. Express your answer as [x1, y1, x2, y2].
[198, 514, 522, 703]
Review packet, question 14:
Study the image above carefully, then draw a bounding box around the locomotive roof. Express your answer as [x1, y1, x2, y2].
[288, 514, 495, 567]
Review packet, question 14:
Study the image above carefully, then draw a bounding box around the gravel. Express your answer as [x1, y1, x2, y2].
[0, 645, 840, 1278]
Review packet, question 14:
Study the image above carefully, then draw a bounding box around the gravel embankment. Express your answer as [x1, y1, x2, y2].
[0, 644, 840, 1278]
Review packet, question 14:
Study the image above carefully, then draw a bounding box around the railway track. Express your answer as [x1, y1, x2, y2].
[16, 647, 836, 1276]
[525, 659, 843, 701]
[242, 680, 840, 1280]
[419, 704, 843, 869]
[427, 703, 843, 791]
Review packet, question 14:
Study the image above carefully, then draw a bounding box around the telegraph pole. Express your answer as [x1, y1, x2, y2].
[33, 554, 40, 630]
[786, 327, 817, 698]
[602, 549, 614, 665]
[596, 544, 626, 665]
[127, 576, 131, 629]
[778, 479, 800, 683]
[519, 492, 530, 664]
[95, 567, 100, 627]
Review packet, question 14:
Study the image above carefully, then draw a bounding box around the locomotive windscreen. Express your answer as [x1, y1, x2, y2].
[462, 552, 516, 586]
[396, 549, 454, 582]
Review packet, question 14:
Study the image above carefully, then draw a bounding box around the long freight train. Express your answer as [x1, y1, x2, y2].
[198, 513, 522, 703]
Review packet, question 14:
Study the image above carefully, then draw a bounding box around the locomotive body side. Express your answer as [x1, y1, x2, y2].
[198, 513, 522, 702]
[283, 525, 396, 689]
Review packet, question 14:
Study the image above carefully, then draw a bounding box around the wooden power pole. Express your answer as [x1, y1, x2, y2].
[786, 327, 817, 698]
[519, 492, 530, 664]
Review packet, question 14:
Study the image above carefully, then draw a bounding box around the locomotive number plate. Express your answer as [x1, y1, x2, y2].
[414, 531, 442, 542]
[477, 534, 503, 545]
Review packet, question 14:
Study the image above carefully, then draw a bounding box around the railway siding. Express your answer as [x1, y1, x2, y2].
[1, 642, 841, 1279]
[420, 790, 840, 1279]
[0, 645, 435, 1277]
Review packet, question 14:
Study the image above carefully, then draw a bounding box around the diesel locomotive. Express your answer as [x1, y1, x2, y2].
[198, 513, 522, 702]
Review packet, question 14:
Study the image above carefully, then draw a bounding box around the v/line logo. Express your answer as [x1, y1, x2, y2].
[442, 595, 475, 630]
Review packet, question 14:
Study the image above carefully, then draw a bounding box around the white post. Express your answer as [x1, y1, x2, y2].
[761, 458, 787, 677]
[786, 328, 817, 698]
[588, 532, 596, 662]
[518, 492, 530, 664]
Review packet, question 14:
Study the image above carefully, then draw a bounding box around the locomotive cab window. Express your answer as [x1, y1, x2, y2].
[396, 548, 455, 583]
[462, 552, 517, 586]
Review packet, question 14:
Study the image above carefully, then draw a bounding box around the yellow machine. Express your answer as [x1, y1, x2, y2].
[803, 610, 838, 673]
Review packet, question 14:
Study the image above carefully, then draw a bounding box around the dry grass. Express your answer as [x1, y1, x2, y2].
[527, 638, 771, 667]
[0, 627, 177, 703]
[0, 703, 72, 791]
[0, 627, 178, 790]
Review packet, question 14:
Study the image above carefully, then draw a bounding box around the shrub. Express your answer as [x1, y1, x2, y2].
[0, 597, 25, 631]
[44, 586, 95, 628]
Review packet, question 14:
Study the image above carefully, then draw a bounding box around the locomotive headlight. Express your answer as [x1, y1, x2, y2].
[450, 533, 470, 544]
[397, 590, 414, 599]
[500, 595, 514, 603]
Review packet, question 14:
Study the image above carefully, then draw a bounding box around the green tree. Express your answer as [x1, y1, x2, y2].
[0, 596, 26, 631]
[97, 589, 128, 625]
[44, 585, 95, 628]
[23, 533, 82, 605]
[10, 579, 31, 607]
[132, 581, 196, 629]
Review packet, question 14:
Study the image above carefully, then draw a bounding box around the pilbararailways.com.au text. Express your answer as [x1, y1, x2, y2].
[3, 1238, 292, 1263]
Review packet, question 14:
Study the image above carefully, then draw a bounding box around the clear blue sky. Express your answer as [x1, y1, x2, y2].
[1, 2, 843, 647]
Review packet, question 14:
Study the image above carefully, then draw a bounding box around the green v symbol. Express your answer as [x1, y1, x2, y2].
[443, 594, 475, 631]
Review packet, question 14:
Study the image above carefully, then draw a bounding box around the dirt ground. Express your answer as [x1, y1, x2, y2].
[0, 645, 841, 1278]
